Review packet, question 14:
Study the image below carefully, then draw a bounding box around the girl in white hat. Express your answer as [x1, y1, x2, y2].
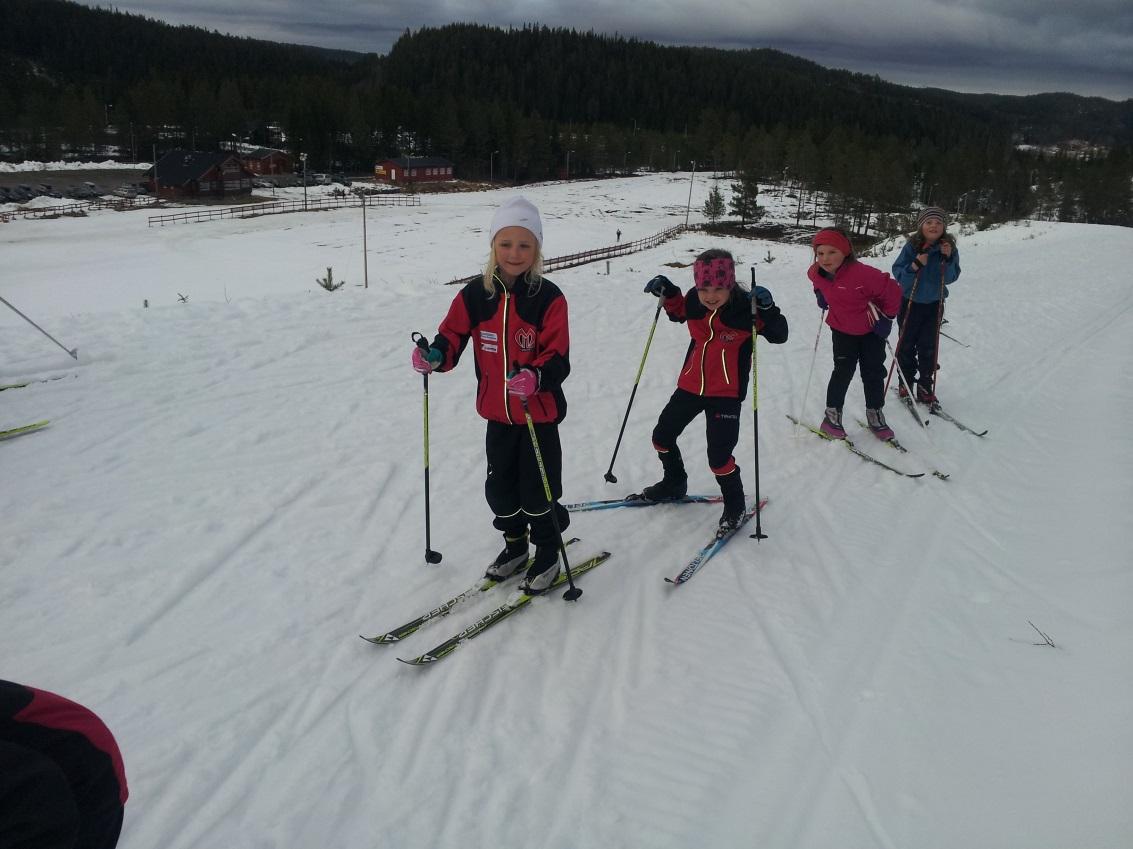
[411, 196, 571, 594]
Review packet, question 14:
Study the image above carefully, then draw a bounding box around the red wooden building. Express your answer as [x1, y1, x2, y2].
[374, 156, 454, 184]
[146, 151, 254, 199]
[241, 148, 293, 175]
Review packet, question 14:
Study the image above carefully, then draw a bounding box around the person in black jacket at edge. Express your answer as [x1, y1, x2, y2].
[0, 680, 127, 849]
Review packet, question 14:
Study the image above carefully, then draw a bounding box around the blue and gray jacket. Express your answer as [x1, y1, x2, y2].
[891, 238, 961, 304]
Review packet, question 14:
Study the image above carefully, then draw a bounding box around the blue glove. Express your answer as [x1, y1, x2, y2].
[644, 275, 680, 299]
[872, 315, 894, 339]
[814, 289, 829, 310]
[752, 286, 774, 310]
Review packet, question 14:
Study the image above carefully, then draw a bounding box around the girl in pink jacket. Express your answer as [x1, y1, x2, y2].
[808, 228, 902, 440]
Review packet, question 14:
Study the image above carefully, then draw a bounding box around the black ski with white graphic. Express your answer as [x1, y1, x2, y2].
[788, 415, 924, 479]
[564, 494, 722, 512]
[361, 537, 580, 644]
[929, 403, 988, 437]
[397, 550, 613, 666]
[854, 419, 950, 481]
[0, 374, 74, 392]
[665, 497, 770, 585]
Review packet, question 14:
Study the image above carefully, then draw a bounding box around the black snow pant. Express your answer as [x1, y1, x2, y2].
[826, 329, 887, 410]
[896, 299, 942, 393]
[651, 389, 742, 474]
[484, 420, 568, 549]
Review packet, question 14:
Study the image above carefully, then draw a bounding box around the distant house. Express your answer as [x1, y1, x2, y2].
[146, 151, 254, 199]
[240, 147, 293, 176]
[374, 156, 454, 184]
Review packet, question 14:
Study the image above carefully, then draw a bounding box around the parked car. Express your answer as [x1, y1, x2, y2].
[310, 172, 330, 185]
[113, 184, 138, 199]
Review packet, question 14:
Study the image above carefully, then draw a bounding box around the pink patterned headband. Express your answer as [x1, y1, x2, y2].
[693, 257, 736, 290]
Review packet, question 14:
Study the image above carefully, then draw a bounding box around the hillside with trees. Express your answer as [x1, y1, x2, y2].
[0, 1, 1129, 226]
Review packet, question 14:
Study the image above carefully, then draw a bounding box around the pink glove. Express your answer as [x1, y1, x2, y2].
[506, 367, 539, 398]
[411, 346, 441, 374]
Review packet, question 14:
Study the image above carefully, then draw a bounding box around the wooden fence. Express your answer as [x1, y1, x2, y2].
[0, 196, 156, 223]
[447, 223, 688, 285]
[146, 193, 420, 227]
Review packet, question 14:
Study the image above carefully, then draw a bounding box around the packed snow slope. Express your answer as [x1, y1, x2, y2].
[2, 175, 1131, 849]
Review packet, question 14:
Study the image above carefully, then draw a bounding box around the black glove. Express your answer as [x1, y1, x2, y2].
[872, 315, 894, 339]
[814, 289, 829, 310]
[752, 285, 774, 310]
[644, 275, 680, 299]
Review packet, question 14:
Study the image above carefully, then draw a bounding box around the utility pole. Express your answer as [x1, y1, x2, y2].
[685, 160, 697, 227]
[300, 152, 308, 211]
[360, 190, 369, 288]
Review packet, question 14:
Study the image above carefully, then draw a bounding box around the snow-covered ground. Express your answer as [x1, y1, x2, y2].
[0, 159, 149, 173]
[3, 174, 1131, 849]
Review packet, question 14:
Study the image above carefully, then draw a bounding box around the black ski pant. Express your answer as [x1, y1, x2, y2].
[896, 300, 942, 392]
[826, 329, 887, 410]
[651, 389, 741, 474]
[484, 420, 568, 549]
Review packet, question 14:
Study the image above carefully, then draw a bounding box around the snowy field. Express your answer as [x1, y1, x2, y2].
[2, 173, 1131, 849]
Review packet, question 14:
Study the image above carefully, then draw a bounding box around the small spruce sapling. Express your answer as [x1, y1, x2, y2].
[316, 267, 345, 291]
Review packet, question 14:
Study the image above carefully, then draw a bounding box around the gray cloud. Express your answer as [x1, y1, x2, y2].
[78, 0, 1132, 100]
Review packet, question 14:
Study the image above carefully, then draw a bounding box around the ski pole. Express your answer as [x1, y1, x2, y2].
[939, 329, 970, 348]
[793, 308, 825, 436]
[412, 332, 443, 564]
[518, 387, 581, 601]
[749, 268, 767, 540]
[930, 259, 947, 397]
[884, 266, 921, 396]
[0, 296, 78, 360]
[603, 297, 664, 483]
[870, 304, 928, 432]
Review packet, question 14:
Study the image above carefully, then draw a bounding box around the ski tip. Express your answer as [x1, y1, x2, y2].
[396, 655, 434, 666]
[360, 634, 397, 644]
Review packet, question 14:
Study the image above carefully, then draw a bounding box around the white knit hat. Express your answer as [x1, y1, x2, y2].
[489, 196, 543, 246]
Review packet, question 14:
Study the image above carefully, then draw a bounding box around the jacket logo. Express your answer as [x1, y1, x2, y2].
[720, 331, 737, 343]
[515, 328, 535, 351]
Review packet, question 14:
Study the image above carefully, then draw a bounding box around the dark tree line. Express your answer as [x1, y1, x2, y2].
[0, 3, 1128, 226]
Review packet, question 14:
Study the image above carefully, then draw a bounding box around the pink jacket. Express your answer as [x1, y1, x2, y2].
[808, 258, 902, 336]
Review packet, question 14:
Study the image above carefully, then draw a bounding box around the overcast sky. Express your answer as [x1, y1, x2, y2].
[78, 0, 1132, 101]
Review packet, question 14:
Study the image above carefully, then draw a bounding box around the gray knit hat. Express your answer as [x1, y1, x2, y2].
[916, 207, 947, 228]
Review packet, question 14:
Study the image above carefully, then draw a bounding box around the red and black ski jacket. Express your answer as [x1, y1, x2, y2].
[661, 287, 788, 400]
[430, 273, 570, 425]
[0, 679, 129, 808]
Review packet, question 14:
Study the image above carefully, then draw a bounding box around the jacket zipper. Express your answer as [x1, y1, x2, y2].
[698, 309, 717, 395]
[501, 288, 513, 424]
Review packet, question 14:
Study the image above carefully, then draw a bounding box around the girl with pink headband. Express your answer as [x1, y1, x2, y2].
[640, 248, 789, 533]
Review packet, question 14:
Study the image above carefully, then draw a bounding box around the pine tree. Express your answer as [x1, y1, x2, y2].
[729, 172, 763, 225]
[703, 184, 726, 223]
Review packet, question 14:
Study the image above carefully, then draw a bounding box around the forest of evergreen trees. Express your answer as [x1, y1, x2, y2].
[0, 0, 1129, 226]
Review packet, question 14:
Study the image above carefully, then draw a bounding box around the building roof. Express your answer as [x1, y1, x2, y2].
[149, 151, 248, 185]
[244, 147, 290, 160]
[382, 156, 453, 168]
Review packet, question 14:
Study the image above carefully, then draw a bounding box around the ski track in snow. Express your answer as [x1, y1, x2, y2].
[3, 182, 1132, 849]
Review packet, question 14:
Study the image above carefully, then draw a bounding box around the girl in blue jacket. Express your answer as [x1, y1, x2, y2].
[891, 207, 961, 404]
